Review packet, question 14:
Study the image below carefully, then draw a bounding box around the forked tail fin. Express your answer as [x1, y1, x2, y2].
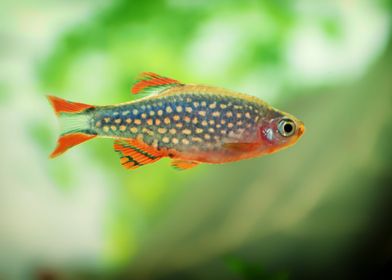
[47, 95, 97, 158]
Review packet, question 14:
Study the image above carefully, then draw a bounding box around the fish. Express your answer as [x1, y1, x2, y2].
[48, 72, 305, 170]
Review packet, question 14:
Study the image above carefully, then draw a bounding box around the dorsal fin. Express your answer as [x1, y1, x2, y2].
[114, 139, 162, 170]
[171, 159, 199, 170]
[131, 72, 183, 95]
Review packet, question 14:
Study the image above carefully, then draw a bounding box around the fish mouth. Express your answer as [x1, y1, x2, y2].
[297, 122, 305, 137]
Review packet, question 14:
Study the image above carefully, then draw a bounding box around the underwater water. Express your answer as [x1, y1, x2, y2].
[0, 0, 391, 279]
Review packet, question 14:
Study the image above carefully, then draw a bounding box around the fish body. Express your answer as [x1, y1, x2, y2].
[48, 73, 305, 170]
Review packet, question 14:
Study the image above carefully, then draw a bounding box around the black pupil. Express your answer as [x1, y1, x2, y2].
[284, 123, 293, 133]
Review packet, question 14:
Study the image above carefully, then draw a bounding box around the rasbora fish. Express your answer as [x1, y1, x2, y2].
[48, 72, 305, 170]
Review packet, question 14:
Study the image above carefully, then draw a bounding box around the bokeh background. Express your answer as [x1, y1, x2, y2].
[1, 0, 391, 279]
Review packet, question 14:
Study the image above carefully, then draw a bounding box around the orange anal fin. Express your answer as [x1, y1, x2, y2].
[47, 95, 94, 116]
[171, 159, 199, 171]
[114, 139, 162, 170]
[50, 133, 96, 158]
[131, 72, 183, 95]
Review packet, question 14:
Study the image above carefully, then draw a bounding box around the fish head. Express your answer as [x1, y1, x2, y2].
[257, 109, 305, 154]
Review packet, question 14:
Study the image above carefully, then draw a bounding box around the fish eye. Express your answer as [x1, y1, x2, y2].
[278, 119, 296, 137]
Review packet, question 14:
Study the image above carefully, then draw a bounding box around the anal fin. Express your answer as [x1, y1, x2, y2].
[171, 159, 199, 171]
[114, 139, 162, 170]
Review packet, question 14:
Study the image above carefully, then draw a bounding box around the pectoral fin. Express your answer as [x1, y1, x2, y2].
[223, 142, 258, 152]
[114, 139, 162, 170]
[171, 159, 199, 170]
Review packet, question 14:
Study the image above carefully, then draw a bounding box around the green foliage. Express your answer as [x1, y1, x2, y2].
[224, 256, 289, 280]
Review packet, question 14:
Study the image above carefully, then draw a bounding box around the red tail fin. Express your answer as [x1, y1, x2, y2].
[47, 95, 94, 115]
[50, 133, 96, 158]
[48, 95, 96, 158]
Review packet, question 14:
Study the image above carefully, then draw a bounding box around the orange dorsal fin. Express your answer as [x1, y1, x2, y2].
[114, 139, 162, 170]
[50, 133, 96, 158]
[131, 72, 183, 95]
[47, 95, 94, 116]
[171, 159, 199, 170]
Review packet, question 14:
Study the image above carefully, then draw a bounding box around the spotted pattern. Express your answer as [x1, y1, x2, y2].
[92, 93, 265, 152]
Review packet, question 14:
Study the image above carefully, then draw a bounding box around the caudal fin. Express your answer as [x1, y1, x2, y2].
[47, 95, 94, 115]
[50, 133, 96, 158]
[47, 95, 97, 158]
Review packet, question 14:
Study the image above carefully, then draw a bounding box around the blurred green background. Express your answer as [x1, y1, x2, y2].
[1, 0, 391, 279]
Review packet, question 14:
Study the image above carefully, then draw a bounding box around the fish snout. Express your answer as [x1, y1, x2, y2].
[297, 121, 305, 137]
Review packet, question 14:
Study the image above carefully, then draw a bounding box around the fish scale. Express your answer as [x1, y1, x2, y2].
[48, 72, 304, 170]
[91, 93, 262, 152]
